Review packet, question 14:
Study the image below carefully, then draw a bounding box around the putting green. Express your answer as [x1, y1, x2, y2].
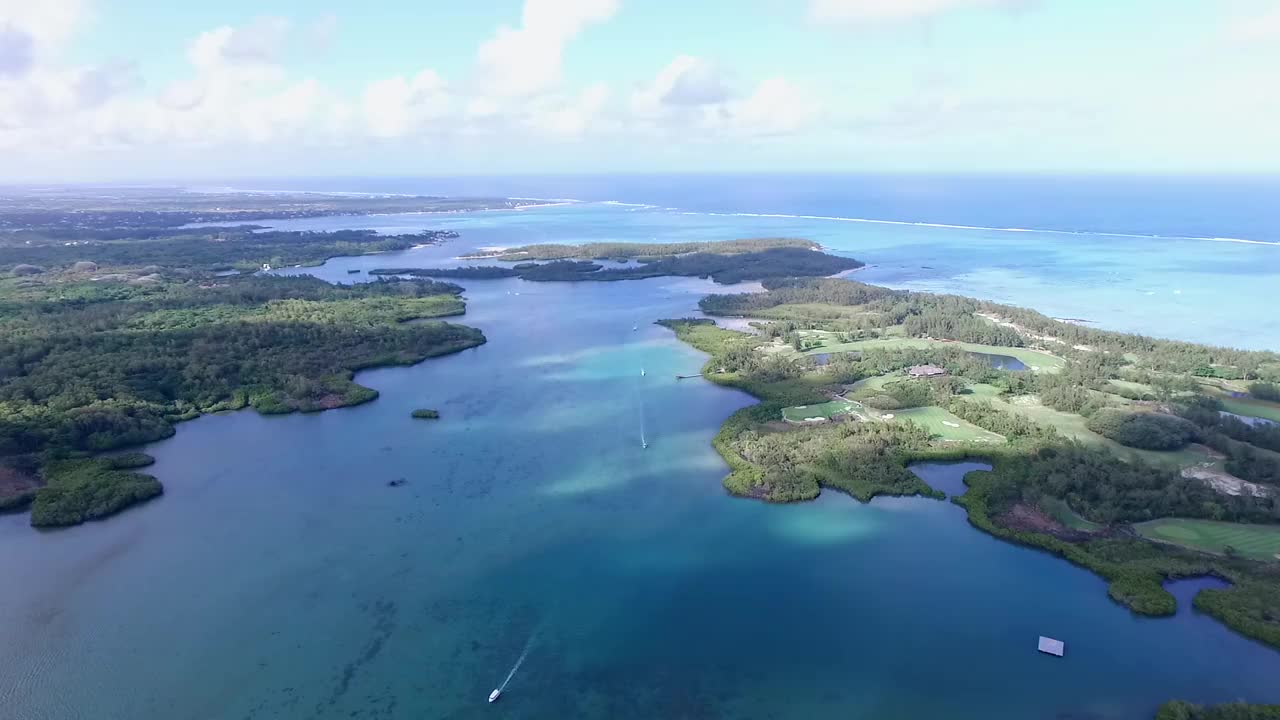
[1135, 518, 1280, 562]
[892, 406, 1005, 444]
[798, 336, 1065, 372]
[782, 400, 860, 422]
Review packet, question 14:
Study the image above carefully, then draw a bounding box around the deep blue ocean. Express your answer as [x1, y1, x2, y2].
[1, 175, 1278, 719]
[211, 173, 1280, 243]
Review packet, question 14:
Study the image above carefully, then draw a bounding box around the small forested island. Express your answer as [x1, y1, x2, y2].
[372, 238, 863, 284]
[411, 408, 440, 419]
[0, 202, 487, 527]
[661, 274, 1280, 661]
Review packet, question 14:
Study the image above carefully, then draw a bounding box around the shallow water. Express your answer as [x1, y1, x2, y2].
[911, 460, 993, 497]
[2, 232, 1279, 719]
[253, 197, 1280, 350]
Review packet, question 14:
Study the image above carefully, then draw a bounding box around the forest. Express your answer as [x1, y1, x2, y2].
[0, 227, 455, 272]
[0, 230, 484, 526]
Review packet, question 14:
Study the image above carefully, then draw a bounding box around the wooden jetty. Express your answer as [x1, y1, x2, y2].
[1037, 636, 1065, 657]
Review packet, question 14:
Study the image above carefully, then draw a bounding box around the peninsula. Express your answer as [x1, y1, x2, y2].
[659, 275, 1280, 661]
[0, 198, 493, 527]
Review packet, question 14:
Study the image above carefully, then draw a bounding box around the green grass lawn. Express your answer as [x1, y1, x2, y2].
[1198, 380, 1280, 422]
[961, 383, 1004, 400]
[1041, 496, 1105, 532]
[974, 394, 1213, 470]
[1220, 397, 1280, 424]
[892, 406, 1006, 443]
[844, 372, 904, 398]
[759, 303, 878, 321]
[782, 399, 860, 422]
[796, 335, 1066, 372]
[1134, 519, 1280, 562]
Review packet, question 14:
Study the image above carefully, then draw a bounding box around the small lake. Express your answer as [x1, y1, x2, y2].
[1221, 410, 1278, 428]
[911, 460, 993, 497]
[973, 352, 1028, 371]
[1, 217, 1278, 719]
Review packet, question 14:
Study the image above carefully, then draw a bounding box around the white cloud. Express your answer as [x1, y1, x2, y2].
[632, 57, 818, 138]
[810, 0, 1025, 25]
[475, 0, 620, 97]
[73, 60, 139, 107]
[632, 56, 732, 113]
[0, 0, 134, 140]
[1, 2, 811, 163]
[187, 16, 291, 70]
[726, 77, 821, 136]
[1224, 4, 1280, 44]
[0, 0, 85, 50]
[0, 24, 34, 76]
[362, 69, 449, 138]
[531, 82, 610, 136]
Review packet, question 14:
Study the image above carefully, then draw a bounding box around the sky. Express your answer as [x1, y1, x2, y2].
[1, 0, 1279, 181]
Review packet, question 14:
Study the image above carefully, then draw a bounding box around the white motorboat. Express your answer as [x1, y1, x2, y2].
[489, 689, 501, 703]
[641, 368, 646, 376]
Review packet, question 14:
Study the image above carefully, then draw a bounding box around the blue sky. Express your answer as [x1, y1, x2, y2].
[1, 0, 1278, 180]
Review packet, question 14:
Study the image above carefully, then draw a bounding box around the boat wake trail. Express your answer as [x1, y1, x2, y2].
[498, 629, 539, 694]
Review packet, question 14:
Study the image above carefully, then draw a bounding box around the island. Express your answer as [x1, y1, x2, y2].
[411, 408, 441, 420]
[371, 238, 863, 284]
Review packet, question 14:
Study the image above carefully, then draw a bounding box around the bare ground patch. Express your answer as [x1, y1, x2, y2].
[996, 502, 1093, 542]
[0, 466, 41, 510]
[1182, 464, 1273, 498]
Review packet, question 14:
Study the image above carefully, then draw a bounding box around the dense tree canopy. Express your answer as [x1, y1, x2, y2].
[375, 246, 863, 285]
[1, 228, 454, 273]
[1085, 409, 1200, 451]
[0, 261, 483, 525]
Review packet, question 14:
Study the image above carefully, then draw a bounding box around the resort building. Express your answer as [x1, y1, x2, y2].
[907, 364, 948, 378]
